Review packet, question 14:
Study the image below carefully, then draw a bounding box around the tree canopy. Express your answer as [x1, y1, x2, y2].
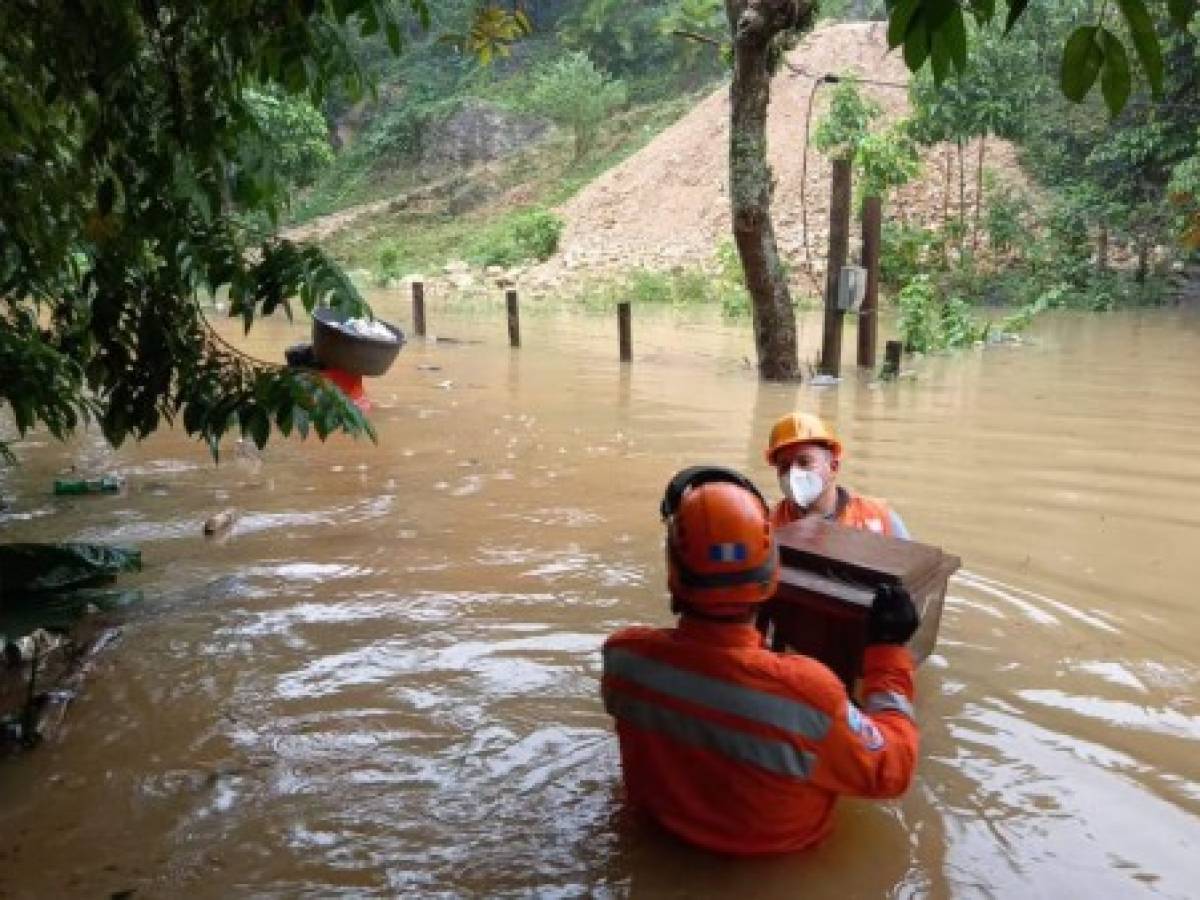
[887, 0, 1197, 115]
[526, 51, 627, 161]
[0, 0, 433, 464]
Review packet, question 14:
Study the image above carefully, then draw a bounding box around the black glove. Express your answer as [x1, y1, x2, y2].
[867, 583, 919, 646]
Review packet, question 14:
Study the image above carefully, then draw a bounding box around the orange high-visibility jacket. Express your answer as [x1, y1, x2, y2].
[771, 489, 902, 536]
[601, 619, 918, 855]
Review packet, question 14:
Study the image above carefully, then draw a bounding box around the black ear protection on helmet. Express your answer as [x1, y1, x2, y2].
[659, 465, 769, 521]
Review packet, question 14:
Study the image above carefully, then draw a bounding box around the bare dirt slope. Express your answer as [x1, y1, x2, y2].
[539, 22, 1024, 286]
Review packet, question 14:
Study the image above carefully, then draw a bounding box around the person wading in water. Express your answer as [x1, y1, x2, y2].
[766, 412, 911, 538]
[601, 466, 920, 854]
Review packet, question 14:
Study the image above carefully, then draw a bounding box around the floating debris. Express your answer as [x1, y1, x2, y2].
[203, 509, 239, 537]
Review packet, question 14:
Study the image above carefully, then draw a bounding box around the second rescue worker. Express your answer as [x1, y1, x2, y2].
[766, 412, 911, 538]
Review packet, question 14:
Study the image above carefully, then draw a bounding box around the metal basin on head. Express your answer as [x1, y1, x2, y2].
[311, 308, 405, 377]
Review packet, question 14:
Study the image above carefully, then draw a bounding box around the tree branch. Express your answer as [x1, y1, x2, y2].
[670, 29, 722, 48]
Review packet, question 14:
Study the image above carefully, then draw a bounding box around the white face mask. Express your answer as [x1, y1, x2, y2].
[779, 466, 825, 509]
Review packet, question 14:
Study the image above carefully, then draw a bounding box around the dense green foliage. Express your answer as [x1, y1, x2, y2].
[880, 0, 1200, 352]
[561, 0, 727, 98]
[245, 90, 337, 189]
[467, 208, 565, 266]
[813, 78, 882, 161]
[289, 0, 733, 225]
[814, 77, 920, 201]
[885, 0, 1196, 114]
[525, 51, 627, 160]
[896, 276, 988, 353]
[855, 125, 921, 201]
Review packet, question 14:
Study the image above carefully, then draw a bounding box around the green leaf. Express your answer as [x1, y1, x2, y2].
[244, 406, 270, 450]
[1061, 26, 1103, 103]
[360, 4, 379, 36]
[1099, 28, 1131, 116]
[1004, 0, 1030, 34]
[1115, 0, 1164, 98]
[98, 177, 115, 215]
[411, 0, 431, 29]
[386, 22, 402, 54]
[903, 17, 930, 72]
[887, 0, 920, 49]
[183, 400, 206, 435]
[922, 0, 958, 30]
[276, 401, 295, 437]
[970, 0, 996, 24]
[944, 8, 968, 74]
[1167, 0, 1195, 28]
[929, 28, 951, 84]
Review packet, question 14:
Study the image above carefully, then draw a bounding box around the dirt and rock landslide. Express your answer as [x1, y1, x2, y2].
[527, 22, 1026, 293]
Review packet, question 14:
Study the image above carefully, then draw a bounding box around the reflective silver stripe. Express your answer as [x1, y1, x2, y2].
[864, 691, 916, 721]
[603, 646, 830, 741]
[606, 692, 816, 780]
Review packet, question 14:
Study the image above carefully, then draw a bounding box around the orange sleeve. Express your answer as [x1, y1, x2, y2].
[807, 645, 918, 799]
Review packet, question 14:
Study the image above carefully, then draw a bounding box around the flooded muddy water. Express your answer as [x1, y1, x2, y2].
[2, 294, 1199, 897]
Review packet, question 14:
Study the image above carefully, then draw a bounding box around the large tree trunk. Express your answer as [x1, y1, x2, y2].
[725, 0, 813, 381]
[972, 136, 986, 252]
[1097, 220, 1109, 273]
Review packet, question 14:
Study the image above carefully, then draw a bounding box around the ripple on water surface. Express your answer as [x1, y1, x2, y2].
[2, 309, 1200, 897]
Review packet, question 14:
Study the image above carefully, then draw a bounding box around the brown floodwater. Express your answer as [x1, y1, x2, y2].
[1, 293, 1199, 898]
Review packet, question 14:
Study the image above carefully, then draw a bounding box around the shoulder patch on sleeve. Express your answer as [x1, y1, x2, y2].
[847, 701, 886, 751]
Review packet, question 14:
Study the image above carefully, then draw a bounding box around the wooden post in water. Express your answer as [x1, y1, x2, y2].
[858, 195, 882, 369]
[883, 340, 903, 378]
[411, 280, 426, 337]
[506, 289, 520, 348]
[821, 158, 852, 377]
[617, 301, 632, 362]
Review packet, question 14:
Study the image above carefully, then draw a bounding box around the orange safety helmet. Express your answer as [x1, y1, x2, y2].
[661, 466, 778, 613]
[764, 412, 842, 465]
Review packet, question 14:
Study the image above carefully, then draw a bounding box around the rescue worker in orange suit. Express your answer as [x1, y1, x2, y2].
[601, 466, 920, 855]
[766, 412, 910, 538]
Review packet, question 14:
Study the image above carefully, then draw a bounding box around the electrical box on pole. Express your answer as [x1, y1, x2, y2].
[837, 265, 867, 312]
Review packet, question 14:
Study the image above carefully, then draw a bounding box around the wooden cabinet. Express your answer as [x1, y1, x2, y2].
[759, 519, 960, 686]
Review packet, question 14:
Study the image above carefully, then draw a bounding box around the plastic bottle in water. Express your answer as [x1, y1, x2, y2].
[53, 475, 123, 495]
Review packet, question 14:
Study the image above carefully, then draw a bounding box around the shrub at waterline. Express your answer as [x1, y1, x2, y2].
[896, 276, 989, 352]
[372, 208, 564, 283]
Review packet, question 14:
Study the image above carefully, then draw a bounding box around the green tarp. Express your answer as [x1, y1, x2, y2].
[0, 543, 143, 641]
[0, 543, 141, 596]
